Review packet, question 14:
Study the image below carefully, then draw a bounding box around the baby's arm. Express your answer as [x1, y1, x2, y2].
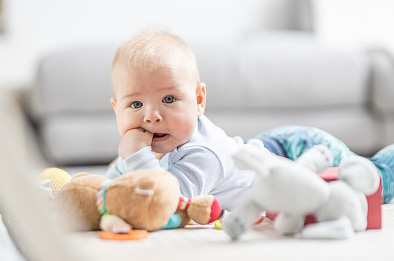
[107, 144, 224, 202]
[118, 128, 153, 159]
[105, 147, 162, 178]
[106, 128, 156, 178]
[166, 146, 223, 199]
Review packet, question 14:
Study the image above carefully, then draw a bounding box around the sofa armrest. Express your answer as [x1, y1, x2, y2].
[369, 49, 394, 112]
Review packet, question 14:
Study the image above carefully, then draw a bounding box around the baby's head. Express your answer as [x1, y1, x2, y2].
[110, 29, 206, 153]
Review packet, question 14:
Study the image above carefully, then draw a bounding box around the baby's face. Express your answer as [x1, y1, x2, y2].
[111, 63, 205, 153]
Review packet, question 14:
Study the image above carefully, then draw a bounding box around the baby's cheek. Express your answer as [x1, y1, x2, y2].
[179, 121, 196, 142]
[117, 117, 134, 137]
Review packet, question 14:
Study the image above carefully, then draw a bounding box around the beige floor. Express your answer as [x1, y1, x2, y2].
[61, 202, 394, 261]
[2, 198, 393, 261]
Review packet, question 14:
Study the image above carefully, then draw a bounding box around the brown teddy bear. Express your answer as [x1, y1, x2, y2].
[39, 168, 223, 233]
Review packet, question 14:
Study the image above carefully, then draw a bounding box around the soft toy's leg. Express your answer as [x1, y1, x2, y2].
[301, 217, 355, 239]
[255, 126, 354, 166]
[223, 199, 264, 240]
[274, 212, 305, 235]
[370, 143, 394, 203]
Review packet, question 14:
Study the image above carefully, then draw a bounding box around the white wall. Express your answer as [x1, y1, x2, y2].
[4, 0, 392, 53]
[5, 0, 277, 52]
[1, 0, 283, 89]
[314, 0, 394, 51]
[1, 0, 394, 89]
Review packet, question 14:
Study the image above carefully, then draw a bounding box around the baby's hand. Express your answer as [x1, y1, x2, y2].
[118, 128, 153, 159]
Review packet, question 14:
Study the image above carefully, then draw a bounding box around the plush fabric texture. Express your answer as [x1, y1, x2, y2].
[256, 125, 394, 204]
[223, 144, 380, 240]
[56, 174, 107, 231]
[256, 125, 354, 166]
[50, 169, 222, 232]
[370, 143, 394, 203]
[36, 168, 72, 196]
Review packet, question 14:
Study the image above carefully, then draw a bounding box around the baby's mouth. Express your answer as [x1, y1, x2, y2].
[153, 133, 169, 141]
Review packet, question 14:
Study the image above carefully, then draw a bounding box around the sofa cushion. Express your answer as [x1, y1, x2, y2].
[203, 33, 371, 110]
[369, 49, 394, 112]
[205, 105, 380, 155]
[30, 45, 117, 120]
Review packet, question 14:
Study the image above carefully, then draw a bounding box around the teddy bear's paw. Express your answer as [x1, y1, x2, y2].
[339, 156, 380, 195]
[100, 214, 132, 233]
[296, 145, 333, 173]
[223, 214, 247, 240]
[110, 224, 132, 234]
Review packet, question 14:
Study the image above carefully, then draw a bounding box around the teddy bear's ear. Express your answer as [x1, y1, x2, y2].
[71, 172, 91, 180]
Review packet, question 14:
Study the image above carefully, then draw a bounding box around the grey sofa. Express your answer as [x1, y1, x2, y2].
[197, 35, 394, 156]
[24, 35, 394, 166]
[24, 1, 394, 166]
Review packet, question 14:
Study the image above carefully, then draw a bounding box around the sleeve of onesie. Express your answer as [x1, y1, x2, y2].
[105, 146, 161, 179]
[166, 146, 224, 199]
[105, 145, 224, 200]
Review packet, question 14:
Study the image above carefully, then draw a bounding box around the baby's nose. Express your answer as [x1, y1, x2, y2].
[144, 109, 162, 123]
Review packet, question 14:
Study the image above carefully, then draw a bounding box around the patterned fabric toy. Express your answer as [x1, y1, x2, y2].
[38, 168, 222, 234]
[224, 144, 380, 240]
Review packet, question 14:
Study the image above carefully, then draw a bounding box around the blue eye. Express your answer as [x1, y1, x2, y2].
[163, 96, 175, 104]
[131, 101, 143, 108]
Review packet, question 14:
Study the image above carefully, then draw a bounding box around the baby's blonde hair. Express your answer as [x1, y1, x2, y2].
[112, 29, 200, 84]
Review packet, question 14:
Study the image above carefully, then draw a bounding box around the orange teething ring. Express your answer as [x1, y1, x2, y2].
[98, 230, 149, 241]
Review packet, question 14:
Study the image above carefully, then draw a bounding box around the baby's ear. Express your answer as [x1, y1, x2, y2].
[110, 98, 117, 110]
[196, 83, 206, 117]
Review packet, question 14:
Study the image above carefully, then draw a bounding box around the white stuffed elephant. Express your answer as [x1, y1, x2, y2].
[223, 144, 380, 240]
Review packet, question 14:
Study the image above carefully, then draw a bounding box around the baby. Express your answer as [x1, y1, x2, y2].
[106, 29, 394, 210]
[106, 29, 266, 210]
